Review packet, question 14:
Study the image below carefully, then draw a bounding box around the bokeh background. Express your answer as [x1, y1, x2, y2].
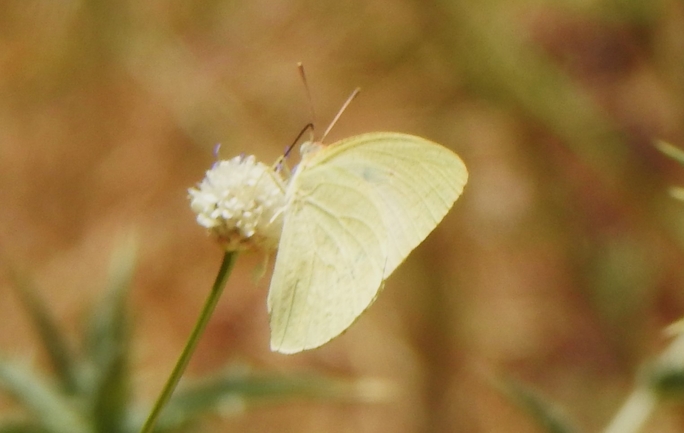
[2, 0, 684, 431]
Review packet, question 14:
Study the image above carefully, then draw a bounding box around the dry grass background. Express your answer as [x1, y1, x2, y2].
[2, 0, 684, 431]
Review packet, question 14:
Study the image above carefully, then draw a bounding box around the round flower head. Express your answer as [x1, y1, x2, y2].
[189, 155, 286, 252]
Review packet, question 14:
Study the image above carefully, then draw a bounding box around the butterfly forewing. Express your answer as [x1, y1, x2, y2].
[301, 133, 468, 277]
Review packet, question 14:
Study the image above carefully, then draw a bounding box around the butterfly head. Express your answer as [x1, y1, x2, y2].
[299, 140, 325, 159]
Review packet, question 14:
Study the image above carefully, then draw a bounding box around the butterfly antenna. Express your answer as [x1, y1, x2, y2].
[285, 123, 314, 159]
[321, 87, 360, 143]
[298, 62, 317, 141]
[275, 122, 314, 172]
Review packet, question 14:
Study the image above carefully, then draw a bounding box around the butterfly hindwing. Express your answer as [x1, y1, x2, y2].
[268, 158, 388, 353]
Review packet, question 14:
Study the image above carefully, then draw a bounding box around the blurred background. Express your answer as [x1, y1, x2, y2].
[2, 0, 684, 431]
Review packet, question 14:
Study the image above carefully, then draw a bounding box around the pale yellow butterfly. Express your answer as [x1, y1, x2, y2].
[268, 80, 468, 354]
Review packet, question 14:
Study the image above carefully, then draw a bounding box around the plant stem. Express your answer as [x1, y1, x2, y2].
[138, 251, 238, 433]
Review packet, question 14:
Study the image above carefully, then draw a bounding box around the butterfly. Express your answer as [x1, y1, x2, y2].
[267, 88, 468, 353]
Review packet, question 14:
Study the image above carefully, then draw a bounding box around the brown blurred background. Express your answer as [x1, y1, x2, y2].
[2, 0, 684, 431]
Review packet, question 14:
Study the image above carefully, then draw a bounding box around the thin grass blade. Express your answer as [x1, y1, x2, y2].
[656, 140, 684, 166]
[4, 269, 79, 395]
[84, 236, 137, 433]
[0, 359, 90, 433]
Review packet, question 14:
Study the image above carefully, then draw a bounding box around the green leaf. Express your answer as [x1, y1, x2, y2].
[153, 368, 394, 432]
[84, 235, 137, 433]
[0, 359, 90, 433]
[0, 418, 49, 433]
[499, 378, 577, 433]
[649, 367, 684, 398]
[4, 269, 79, 395]
[649, 332, 684, 400]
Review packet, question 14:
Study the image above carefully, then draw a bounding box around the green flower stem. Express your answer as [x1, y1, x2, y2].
[139, 251, 239, 433]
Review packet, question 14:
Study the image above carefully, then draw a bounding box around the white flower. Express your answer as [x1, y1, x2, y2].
[189, 155, 286, 252]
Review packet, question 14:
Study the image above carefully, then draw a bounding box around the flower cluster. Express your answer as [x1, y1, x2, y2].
[189, 155, 286, 252]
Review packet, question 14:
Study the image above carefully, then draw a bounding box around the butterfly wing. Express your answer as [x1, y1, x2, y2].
[305, 133, 469, 277]
[268, 132, 468, 353]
